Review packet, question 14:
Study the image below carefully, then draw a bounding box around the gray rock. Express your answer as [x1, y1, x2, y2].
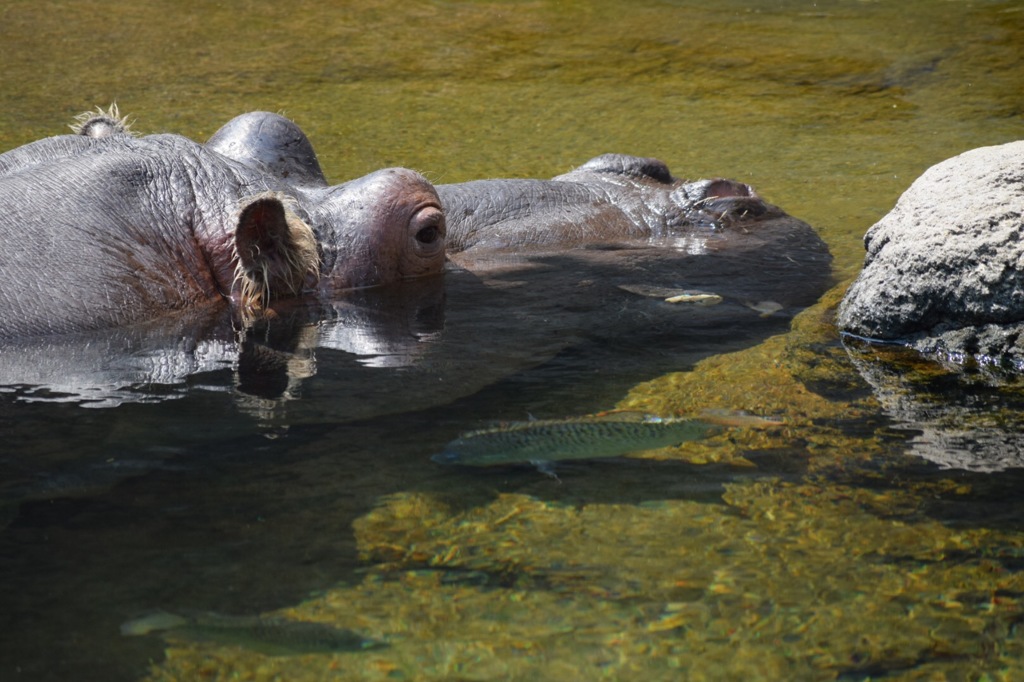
[838, 140, 1024, 367]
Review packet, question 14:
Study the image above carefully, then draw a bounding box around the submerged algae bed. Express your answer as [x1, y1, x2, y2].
[2, 0, 1024, 680]
[199, 481, 1024, 680]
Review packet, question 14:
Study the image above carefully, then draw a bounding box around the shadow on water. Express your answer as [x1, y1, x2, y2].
[0, 230, 829, 679]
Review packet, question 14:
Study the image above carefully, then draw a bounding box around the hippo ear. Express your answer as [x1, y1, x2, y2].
[234, 195, 319, 314]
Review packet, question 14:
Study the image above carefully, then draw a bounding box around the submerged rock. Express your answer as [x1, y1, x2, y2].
[140, 485, 1024, 680]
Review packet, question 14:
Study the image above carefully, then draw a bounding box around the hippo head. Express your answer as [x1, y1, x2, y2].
[304, 168, 447, 293]
[207, 112, 446, 297]
[554, 153, 788, 235]
[224, 170, 445, 317]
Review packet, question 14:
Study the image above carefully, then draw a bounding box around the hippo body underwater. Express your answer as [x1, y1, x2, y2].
[0, 109, 445, 340]
[0, 110, 832, 410]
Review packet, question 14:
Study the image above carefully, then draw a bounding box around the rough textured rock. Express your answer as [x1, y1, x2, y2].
[838, 140, 1024, 366]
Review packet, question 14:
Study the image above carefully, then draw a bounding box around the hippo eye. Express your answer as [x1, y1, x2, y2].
[411, 206, 445, 251]
[416, 225, 440, 244]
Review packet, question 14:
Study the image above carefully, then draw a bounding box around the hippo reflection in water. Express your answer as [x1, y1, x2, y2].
[0, 110, 832, 409]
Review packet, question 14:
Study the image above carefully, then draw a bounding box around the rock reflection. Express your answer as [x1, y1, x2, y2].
[844, 339, 1024, 472]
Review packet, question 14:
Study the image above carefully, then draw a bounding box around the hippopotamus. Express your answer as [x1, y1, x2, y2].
[838, 140, 1024, 368]
[0, 108, 445, 340]
[208, 112, 832, 309]
[186, 111, 832, 421]
[0, 110, 833, 411]
[439, 155, 787, 254]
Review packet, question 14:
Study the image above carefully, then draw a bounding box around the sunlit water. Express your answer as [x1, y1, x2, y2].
[0, 1, 1022, 680]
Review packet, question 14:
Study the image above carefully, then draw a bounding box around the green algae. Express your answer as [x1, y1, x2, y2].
[135, 288, 1024, 681]
[614, 285, 890, 471]
[121, 610, 384, 657]
[133, 287, 1024, 676]
[141, 482, 1024, 680]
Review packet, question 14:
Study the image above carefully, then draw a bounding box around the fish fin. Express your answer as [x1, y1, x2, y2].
[742, 300, 784, 317]
[530, 460, 561, 482]
[588, 409, 651, 422]
[697, 409, 784, 429]
[431, 451, 460, 465]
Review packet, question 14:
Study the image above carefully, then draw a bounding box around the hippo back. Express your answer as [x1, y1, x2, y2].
[0, 136, 229, 338]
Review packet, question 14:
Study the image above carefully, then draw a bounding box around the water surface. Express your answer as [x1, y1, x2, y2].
[0, 1, 1022, 680]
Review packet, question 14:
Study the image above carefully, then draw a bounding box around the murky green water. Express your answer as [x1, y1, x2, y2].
[1, 1, 1023, 680]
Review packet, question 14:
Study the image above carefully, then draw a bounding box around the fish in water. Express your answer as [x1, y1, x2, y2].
[432, 411, 777, 468]
[120, 610, 385, 656]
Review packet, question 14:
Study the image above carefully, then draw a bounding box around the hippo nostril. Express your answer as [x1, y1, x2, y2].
[675, 179, 759, 207]
[672, 178, 770, 228]
[703, 179, 753, 200]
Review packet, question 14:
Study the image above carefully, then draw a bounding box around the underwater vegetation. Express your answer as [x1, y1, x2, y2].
[139, 296, 1024, 680]
[141, 479, 1024, 680]
[2, 0, 1022, 679]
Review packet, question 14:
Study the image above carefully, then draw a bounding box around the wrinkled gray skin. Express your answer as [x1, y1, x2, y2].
[0, 113, 445, 340]
[440, 155, 787, 255]
[436, 154, 832, 316]
[210, 112, 824, 271]
[201, 112, 834, 429]
[838, 140, 1024, 367]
